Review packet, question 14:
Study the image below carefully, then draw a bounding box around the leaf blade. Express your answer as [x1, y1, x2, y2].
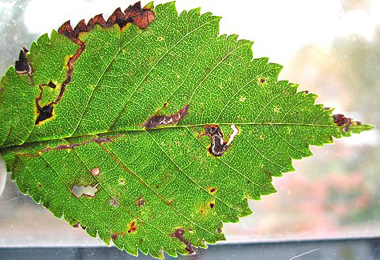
[0, 1, 373, 258]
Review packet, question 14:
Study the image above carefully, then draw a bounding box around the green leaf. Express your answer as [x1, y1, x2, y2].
[0, 1, 372, 258]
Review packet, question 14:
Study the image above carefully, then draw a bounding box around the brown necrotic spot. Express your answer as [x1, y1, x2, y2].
[111, 233, 118, 240]
[127, 221, 138, 233]
[142, 105, 189, 129]
[258, 77, 266, 84]
[72, 223, 80, 228]
[118, 177, 125, 185]
[58, 2, 155, 42]
[209, 202, 215, 209]
[72, 222, 86, 230]
[332, 114, 357, 133]
[207, 186, 218, 194]
[333, 114, 348, 126]
[171, 229, 195, 254]
[136, 197, 145, 207]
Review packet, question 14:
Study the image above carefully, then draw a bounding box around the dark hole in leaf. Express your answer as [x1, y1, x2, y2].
[15, 47, 31, 75]
[35, 103, 54, 124]
[47, 81, 56, 88]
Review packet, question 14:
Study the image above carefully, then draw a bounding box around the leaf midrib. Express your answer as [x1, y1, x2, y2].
[0, 121, 339, 150]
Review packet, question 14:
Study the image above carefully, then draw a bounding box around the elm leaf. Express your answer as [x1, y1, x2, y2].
[0, 1, 373, 259]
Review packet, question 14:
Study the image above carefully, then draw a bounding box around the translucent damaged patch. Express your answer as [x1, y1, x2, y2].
[72, 184, 98, 198]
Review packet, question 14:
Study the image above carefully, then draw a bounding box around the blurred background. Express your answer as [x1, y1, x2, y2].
[0, 0, 379, 254]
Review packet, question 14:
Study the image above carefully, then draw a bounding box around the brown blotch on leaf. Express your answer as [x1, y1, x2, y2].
[171, 229, 195, 254]
[129, 6, 155, 29]
[166, 198, 174, 205]
[209, 202, 215, 209]
[111, 233, 118, 240]
[142, 105, 189, 129]
[107, 8, 127, 28]
[332, 114, 356, 133]
[127, 221, 138, 233]
[58, 2, 155, 42]
[88, 14, 107, 29]
[217, 227, 222, 234]
[259, 78, 266, 84]
[333, 114, 348, 126]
